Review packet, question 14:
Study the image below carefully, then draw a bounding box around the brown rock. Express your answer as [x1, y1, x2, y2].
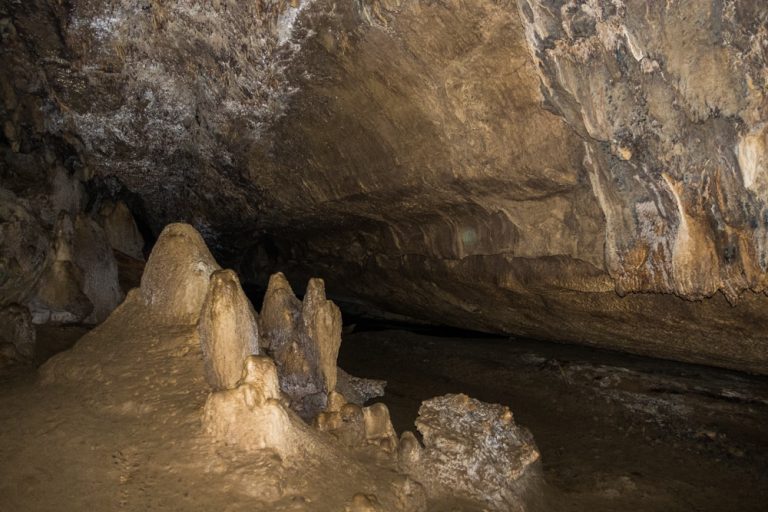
[300, 278, 342, 394]
[140, 223, 220, 325]
[71, 215, 123, 324]
[259, 272, 301, 356]
[404, 393, 541, 511]
[260, 273, 343, 420]
[198, 270, 260, 390]
[362, 402, 398, 453]
[0, 304, 35, 359]
[28, 214, 93, 324]
[97, 200, 145, 261]
[202, 356, 333, 460]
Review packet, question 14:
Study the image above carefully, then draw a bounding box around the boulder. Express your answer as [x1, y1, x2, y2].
[402, 393, 541, 511]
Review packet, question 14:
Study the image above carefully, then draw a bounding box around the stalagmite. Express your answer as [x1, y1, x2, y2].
[259, 273, 342, 419]
[28, 214, 93, 324]
[96, 200, 145, 261]
[198, 269, 260, 390]
[300, 278, 343, 394]
[202, 355, 330, 461]
[363, 402, 399, 454]
[72, 215, 123, 324]
[314, 391, 366, 448]
[259, 272, 301, 355]
[139, 223, 220, 325]
[29, 223, 547, 510]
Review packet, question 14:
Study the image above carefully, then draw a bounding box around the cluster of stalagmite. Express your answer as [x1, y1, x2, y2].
[130, 223, 541, 510]
[40, 222, 543, 509]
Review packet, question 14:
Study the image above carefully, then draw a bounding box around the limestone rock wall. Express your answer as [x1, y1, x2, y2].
[2, 0, 767, 372]
[518, 0, 768, 302]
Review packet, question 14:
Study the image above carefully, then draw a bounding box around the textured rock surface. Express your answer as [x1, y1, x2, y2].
[336, 367, 387, 406]
[198, 270, 260, 390]
[202, 355, 322, 460]
[260, 272, 343, 419]
[139, 223, 220, 325]
[26, 212, 122, 325]
[401, 393, 542, 511]
[96, 200, 145, 261]
[0, 303, 35, 359]
[2, 0, 768, 371]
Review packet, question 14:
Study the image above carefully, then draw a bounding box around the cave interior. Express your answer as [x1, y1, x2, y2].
[1, 1, 768, 511]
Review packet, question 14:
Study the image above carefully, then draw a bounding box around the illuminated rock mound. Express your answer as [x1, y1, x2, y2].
[38, 223, 544, 510]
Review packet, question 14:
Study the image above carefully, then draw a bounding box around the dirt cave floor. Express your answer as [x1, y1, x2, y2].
[1, 323, 767, 511]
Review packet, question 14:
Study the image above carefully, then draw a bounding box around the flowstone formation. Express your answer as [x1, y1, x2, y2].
[38, 222, 544, 510]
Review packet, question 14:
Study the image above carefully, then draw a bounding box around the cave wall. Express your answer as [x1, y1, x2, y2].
[1, 0, 767, 372]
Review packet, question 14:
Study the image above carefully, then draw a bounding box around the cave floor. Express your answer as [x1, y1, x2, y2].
[1, 324, 766, 511]
[339, 328, 768, 512]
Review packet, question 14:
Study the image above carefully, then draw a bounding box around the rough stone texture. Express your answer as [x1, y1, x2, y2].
[336, 367, 387, 406]
[70, 214, 123, 324]
[260, 272, 343, 419]
[314, 392, 367, 449]
[139, 223, 220, 325]
[402, 393, 542, 511]
[202, 355, 320, 460]
[26, 214, 94, 324]
[518, 0, 768, 302]
[198, 270, 260, 390]
[259, 272, 302, 355]
[2, 0, 768, 372]
[300, 278, 343, 394]
[97, 200, 145, 261]
[0, 303, 35, 359]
